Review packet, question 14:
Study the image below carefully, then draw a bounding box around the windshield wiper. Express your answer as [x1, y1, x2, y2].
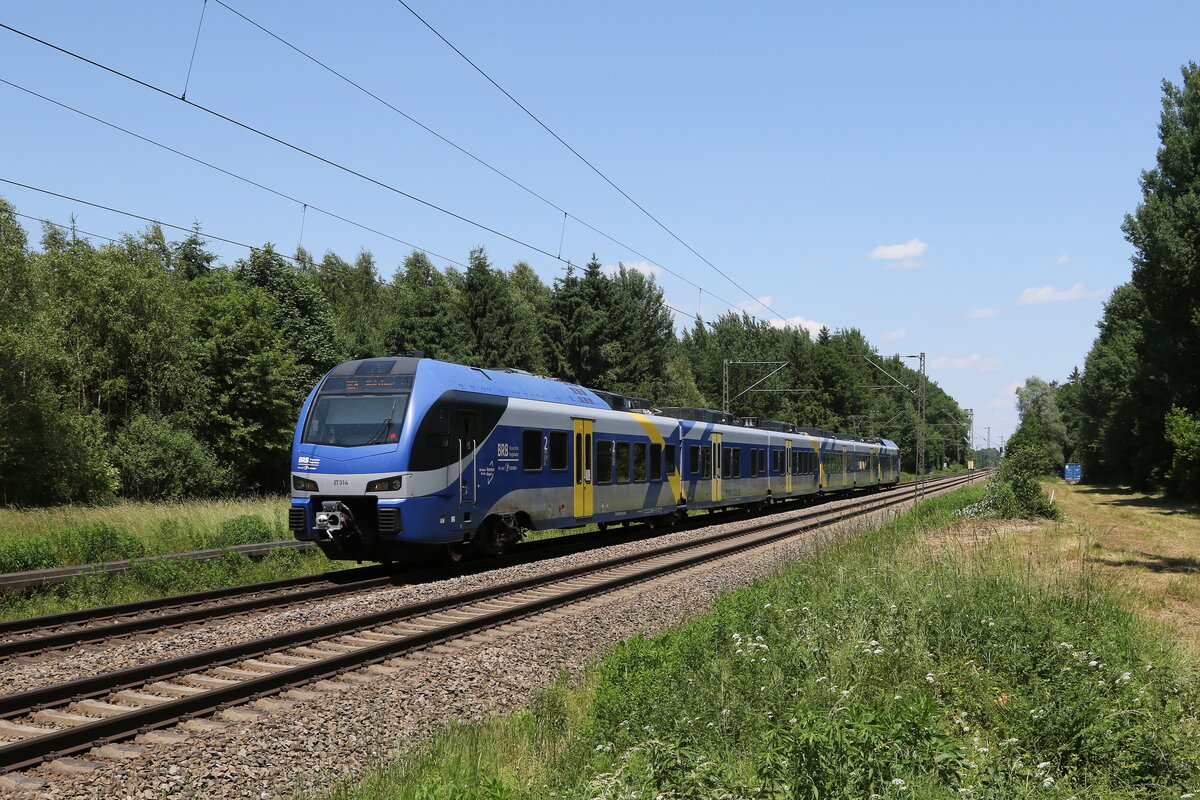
[364, 399, 399, 445]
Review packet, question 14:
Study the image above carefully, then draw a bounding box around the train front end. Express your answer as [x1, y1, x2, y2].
[288, 355, 440, 562]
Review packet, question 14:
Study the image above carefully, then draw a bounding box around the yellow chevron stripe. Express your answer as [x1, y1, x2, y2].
[630, 413, 683, 501]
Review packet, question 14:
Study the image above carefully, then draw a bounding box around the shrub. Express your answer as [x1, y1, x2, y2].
[52, 522, 146, 564]
[0, 535, 57, 573]
[1164, 405, 1200, 500]
[111, 413, 228, 500]
[212, 514, 274, 548]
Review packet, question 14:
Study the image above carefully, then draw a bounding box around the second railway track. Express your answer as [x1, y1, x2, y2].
[0, 476, 973, 660]
[0, 472, 983, 772]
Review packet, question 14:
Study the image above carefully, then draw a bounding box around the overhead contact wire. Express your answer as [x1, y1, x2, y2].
[0, 78, 465, 268]
[208, 0, 743, 311]
[1, 176, 303, 264]
[394, 0, 788, 325]
[0, 21, 565, 264]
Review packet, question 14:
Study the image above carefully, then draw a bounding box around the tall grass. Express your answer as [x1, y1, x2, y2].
[0, 496, 290, 573]
[324, 485, 1200, 800]
[0, 496, 344, 621]
[0, 547, 338, 622]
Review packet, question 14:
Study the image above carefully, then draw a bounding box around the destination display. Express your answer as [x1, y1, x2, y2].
[321, 375, 414, 394]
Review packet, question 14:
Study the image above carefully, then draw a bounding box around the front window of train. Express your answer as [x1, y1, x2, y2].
[302, 375, 412, 447]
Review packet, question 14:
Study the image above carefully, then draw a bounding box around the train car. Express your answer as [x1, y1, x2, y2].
[288, 355, 900, 563]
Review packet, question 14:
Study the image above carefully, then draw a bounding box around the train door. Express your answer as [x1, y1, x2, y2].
[457, 408, 477, 508]
[711, 432, 723, 503]
[784, 439, 793, 494]
[572, 418, 594, 518]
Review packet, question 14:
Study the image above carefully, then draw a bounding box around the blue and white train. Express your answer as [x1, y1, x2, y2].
[288, 355, 901, 563]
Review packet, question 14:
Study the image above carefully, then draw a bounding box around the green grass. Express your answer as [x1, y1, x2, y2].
[0, 496, 290, 573]
[320, 484, 1200, 800]
[0, 495, 354, 621]
[0, 546, 339, 622]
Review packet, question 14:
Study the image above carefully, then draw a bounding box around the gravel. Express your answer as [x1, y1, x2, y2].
[0, 490, 896, 696]
[2, 487, 950, 799]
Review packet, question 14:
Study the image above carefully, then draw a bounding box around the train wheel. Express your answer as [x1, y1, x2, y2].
[478, 519, 508, 558]
[443, 543, 468, 565]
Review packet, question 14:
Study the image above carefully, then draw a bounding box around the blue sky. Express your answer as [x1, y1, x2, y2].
[2, 1, 1196, 447]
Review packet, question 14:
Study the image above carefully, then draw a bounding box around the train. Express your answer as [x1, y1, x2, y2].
[288, 355, 901, 563]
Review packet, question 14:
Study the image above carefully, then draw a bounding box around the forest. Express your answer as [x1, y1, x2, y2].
[0, 198, 968, 507]
[1011, 62, 1200, 502]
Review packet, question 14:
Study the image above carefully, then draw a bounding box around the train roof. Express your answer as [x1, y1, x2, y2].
[325, 357, 899, 449]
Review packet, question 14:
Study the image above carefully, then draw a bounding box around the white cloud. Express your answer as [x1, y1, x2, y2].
[734, 297, 830, 336]
[1017, 282, 1104, 305]
[1055, 254, 1071, 265]
[602, 260, 662, 277]
[868, 238, 929, 269]
[931, 354, 1003, 372]
[962, 307, 999, 320]
[883, 329, 907, 341]
[769, 315, 827, 338]
[985, 380, 1023, 410]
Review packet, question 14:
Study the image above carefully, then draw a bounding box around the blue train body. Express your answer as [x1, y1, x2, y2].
[288, 356, 901, 562]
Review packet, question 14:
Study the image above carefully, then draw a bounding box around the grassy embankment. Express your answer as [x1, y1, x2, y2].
[321, 481, 1200, 800]
[0, 497, 343, 620]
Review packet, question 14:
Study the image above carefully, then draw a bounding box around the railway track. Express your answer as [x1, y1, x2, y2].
[0, 540, 316, 591]
[0, 479, 954, 659]
[0, 471, 983, 772]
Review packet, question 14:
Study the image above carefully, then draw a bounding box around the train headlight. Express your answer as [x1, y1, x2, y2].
[292, 475, 318, 492]
[366, 475, 404, 492]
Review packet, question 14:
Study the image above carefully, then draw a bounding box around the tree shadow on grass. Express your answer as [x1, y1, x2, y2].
[1086, 551, 1200, 574]
[1071, 485, 1199, 517]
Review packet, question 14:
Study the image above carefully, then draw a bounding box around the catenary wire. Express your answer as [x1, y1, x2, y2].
[0, 21, 571, 266]
[1, 176, 302, 264]
[0, 77, 466, 269]
[0, 21, 726, 327]
[5, 180, 708, 328]
[206, 0, 744, 314]
[393, 0, 789, 325]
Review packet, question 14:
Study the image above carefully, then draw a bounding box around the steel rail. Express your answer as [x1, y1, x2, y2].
[0, 505, 781, 655]
[0, 472, 983, 771]
[0, 541, 316, 591]
[0, 477, 959, 655]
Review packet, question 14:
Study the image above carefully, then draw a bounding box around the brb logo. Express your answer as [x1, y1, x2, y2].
[297, 455, 322, 471]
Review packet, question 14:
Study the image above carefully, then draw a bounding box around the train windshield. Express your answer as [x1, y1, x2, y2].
[302, 375, 412, 447]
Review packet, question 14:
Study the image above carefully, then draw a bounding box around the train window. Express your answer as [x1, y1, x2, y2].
[759, 449, 767, 475]
[549, 431, 569, 471]
[689, 445, 700, 474]
[665, 444, 677, 475]
[749, 450, 758, 477]
[701, 446, 712, 478]
[772, 450, 781, 474]
[576, 433, 583, 484]
[522, 430, 542, 471]
[733, 448, 742, 478]
[633, 442, 647, 482]
[596, 440, 613, 483]
[650, 443, 662, 481]
[616, 442, 631, 483]
[722, 447, 733, 479]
